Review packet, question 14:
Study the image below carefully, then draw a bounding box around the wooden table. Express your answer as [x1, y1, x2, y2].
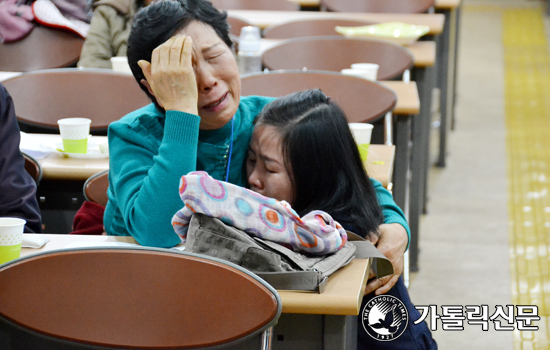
[20, 134, 109, 181]
[24, 134, 393, 187]
[227, 10, 445, 34]
[20, 234, 372, 348]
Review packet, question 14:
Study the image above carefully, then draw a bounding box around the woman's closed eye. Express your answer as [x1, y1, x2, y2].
[265, 166, 278, 174]
[247, 151, 257, 164]
[205, 51, 224, 62]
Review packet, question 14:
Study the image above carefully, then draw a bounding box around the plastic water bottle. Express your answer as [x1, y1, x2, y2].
[237, 26, 262, 75]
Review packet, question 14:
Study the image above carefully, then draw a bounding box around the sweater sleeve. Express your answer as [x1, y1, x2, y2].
[0, 85, 42, 233]
[77, 5, 119, 69]
[107, 110, 200, 247]
[370, 178, 410, 249]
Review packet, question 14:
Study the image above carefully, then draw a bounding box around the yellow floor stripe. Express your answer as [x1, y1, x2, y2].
[503, 7, 550, 350]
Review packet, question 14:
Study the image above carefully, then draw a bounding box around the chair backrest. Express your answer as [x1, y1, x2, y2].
[321, 0, 435, 13]
[262, 18, 377, 39]
[262, 36, 414, 80]
[0, 247, 281, 349]
[0, 26, 84, 72]
[227, 15, 255, 48]
[241, 70, 396, 123]
[228, 15, 255, 37]
[2, 68, 151, 135]
[83, 170, 109, 207]
[22, 152, 43, 185]
[210, 0, 299, 11]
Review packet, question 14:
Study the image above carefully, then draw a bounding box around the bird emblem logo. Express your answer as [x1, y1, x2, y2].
[362, 295, 408, 341]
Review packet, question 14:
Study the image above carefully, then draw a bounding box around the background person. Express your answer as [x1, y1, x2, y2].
[106, 0, 407, 295]
[0, 83, 42, 233]
[77, 0, 153, 69]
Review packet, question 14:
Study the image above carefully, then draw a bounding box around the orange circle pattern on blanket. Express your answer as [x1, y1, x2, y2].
[259, 204, 286, 232]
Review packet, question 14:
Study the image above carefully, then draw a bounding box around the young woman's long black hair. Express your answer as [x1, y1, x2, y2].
[255, 89, 384, 239]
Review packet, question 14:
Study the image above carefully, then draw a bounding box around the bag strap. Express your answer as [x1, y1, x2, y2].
[256, 271, 328, 293]
[346, 231, 394, 278]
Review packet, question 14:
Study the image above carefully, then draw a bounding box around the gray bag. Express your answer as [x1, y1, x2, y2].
[185, 214, 393, 293]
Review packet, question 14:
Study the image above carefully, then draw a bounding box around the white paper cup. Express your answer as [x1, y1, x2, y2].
[110, 56, 132, 74]
[57, 118, 91, 154]
[0, 218, 25, 264]
[342, 63, 379, 81]
[349, 123, 374, 162]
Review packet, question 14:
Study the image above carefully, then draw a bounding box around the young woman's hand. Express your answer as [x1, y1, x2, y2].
[364, 223, 408, 295]
[138, 35, 198, 115]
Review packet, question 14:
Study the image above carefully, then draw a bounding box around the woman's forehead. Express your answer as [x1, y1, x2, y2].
[253, 126, 283, 151]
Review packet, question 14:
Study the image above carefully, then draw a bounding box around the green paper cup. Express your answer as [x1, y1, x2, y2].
[57, 118, 91, 154]
[0, 218, 25, 265]
[62, 138, 88, 154]
[349, 123, 374, 162]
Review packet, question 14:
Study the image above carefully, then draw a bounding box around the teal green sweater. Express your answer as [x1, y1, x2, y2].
[104, 96, 410, 248]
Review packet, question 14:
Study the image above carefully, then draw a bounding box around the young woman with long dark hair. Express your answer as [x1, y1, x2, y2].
[246, 89, 437, 350]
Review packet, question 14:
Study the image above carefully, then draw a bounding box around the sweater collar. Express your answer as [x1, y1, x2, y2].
[198, 117, 234, 144]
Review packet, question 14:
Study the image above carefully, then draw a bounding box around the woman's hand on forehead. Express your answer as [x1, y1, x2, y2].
[138, 35, 198, 114]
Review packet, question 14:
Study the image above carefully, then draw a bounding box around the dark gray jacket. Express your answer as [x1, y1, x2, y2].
[0, 83, 42, 233]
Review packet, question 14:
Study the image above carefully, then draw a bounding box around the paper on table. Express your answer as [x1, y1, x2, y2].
[22, 234, 50, 248]
[19, 132, 53, 159]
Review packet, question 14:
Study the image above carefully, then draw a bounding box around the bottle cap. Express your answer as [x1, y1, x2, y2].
[238, 26, 261, 52]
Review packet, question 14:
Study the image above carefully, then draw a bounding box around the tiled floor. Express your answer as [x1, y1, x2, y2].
[503, 6, 550, 349]
[407, 1, 550, 349]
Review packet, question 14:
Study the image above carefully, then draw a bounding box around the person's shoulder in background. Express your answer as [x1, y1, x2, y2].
[0, 84, 42, 233]
[77, 0, 136, 69]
